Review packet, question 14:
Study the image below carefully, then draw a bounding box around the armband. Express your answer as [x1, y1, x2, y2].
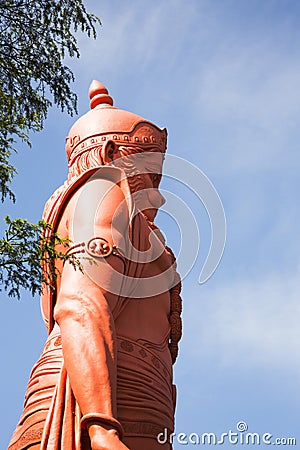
[65, 237, 126, 268]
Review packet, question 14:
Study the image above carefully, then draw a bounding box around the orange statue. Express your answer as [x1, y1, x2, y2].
[8, 81, 182, 450]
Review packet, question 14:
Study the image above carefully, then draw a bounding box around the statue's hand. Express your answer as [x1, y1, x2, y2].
[89, 424, 130, 450]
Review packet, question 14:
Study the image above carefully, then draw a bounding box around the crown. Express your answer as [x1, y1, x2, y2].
[66, 81, 167, 165]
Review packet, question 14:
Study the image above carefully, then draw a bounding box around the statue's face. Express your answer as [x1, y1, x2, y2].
[115, 150, 165, 222]
[134, 169, 165, 222]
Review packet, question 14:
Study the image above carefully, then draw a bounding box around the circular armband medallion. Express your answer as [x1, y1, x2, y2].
[86, 237, 114, 258]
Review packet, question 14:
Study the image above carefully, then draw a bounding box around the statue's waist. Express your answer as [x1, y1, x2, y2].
[21, 326, 172, 395]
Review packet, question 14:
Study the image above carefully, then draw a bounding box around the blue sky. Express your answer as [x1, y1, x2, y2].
[1, 0, 300, 448]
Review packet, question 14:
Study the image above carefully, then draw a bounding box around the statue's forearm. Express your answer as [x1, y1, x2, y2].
[54, 263, 118, 418]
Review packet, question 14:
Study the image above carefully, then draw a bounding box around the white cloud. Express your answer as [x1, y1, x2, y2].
[182, 274, 300, 373]
[197, 52, 300, 126]
[192, 34, 300, 173]
[73, 1, 198, 81]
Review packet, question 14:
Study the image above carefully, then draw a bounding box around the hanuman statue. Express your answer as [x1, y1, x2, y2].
[9, 81, 182, 450]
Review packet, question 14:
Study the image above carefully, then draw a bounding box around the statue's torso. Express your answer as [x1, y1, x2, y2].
[52, 177, 173, 352]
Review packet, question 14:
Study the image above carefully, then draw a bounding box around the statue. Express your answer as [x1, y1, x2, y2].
[8, 81, 182, 450]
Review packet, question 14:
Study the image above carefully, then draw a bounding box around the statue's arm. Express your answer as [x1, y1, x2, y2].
[53, 180, 129, 445]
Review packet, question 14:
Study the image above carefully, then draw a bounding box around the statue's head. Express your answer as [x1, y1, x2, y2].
[66, 81, 167, 221]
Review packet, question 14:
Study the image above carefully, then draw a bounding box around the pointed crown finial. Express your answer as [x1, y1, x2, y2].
[89, 80, 113, 109]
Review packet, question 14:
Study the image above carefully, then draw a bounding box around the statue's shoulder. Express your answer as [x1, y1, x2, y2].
[43, 166, 131, 233]
[68, 168, 130, 233]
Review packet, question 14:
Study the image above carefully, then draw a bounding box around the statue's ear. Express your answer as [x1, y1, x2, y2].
[101, 140, 118, 164]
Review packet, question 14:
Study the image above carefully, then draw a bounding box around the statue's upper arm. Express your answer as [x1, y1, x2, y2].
[56, 178, 130, 301]
[67, 177, 129, 251]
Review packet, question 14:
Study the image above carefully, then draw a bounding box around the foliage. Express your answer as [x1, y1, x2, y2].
[0, 1, 100, 297]
[0, 0, 101, 201]
[0, 216, 82, 299]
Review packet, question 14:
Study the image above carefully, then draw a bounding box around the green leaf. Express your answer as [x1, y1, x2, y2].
[0, 0, 101, 202]
[0, 216, 82, 299]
